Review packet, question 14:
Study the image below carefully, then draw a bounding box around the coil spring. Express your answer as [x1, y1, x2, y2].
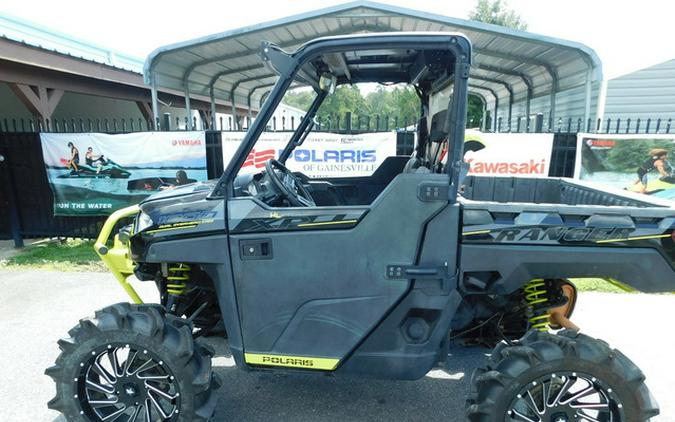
[524, 279, 550, 331]
[166, 263, 191, 296]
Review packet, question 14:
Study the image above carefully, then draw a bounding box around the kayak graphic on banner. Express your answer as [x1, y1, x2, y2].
[463, 130, 554, 177]
[575, 133, 675, 200]
[221, 132, 397, 178]
[40, 132, 208, 216]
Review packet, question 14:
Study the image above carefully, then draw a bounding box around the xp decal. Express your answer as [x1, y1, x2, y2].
[233, 212, 363, 233]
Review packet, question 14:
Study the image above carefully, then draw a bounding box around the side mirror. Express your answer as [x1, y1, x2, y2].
[319, 73, 336, 94]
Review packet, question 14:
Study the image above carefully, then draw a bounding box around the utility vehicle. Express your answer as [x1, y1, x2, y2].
[47, 33, 673, 421]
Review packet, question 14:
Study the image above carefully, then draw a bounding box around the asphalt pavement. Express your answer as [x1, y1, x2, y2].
[0, 270, 673, 421]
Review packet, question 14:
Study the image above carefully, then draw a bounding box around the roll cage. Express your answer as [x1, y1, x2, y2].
[209, 32, 472, 201]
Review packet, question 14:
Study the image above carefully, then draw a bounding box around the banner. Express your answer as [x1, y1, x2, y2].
[40, 132, 208, 216]
[463, 130, 554, 177]
[575, 133, 675, 200]
[222, 131, 397, 178]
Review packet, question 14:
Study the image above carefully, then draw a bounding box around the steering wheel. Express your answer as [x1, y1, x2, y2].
[264, 159, 316, 207]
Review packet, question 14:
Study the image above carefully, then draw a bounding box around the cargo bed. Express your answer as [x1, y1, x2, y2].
[461, 176, 674, 218]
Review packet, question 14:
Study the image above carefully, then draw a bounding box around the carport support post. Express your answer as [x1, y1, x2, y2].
[525, 88, 532, 131]
[209, 86, 217, 130]
[481, 99, 487, 131]
[549, 90, 557, 132]
[231, 96, 237, 130]
[184, 84, 192, 130]
[150, 75, 159, 130]
[507, 93, 513, 133]
[247, 91, 254, 124]
[492, 97, 499, 132]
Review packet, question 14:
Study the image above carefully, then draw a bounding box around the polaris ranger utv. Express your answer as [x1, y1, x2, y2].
[47, 33, 673, 421]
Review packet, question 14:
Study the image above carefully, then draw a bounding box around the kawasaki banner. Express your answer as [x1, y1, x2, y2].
[463, 130, 555, 177]
[40, 132, 208, 216]
[221, 131, 397, 178]
[575, 133, 675, 200]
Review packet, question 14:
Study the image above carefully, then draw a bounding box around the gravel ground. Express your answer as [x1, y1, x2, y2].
[0, 270, 673, 421]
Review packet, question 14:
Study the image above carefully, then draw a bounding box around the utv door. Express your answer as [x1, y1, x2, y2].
[227, 173, 449, 368]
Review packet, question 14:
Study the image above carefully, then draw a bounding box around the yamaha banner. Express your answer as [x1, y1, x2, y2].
[575, 133, 675, 200]
[40, 132, 208, 216]
[221, 131, 397, 178]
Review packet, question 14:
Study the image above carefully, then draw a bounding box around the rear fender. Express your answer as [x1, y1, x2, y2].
[460, 244, 675, 294]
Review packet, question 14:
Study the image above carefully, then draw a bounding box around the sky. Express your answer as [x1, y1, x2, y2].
[2, 0, 675, 79]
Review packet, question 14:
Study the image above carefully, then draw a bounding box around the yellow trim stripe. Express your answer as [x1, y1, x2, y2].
[146, 224, 198, 234]
[297, 219, 358, 228]
[244, 353, 340, 370]
[462, 230, 491, 236]
[596, 234, 670, 244]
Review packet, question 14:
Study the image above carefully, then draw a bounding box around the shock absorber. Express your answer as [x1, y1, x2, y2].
[165, 263, 191, 313]
[524, 279, 551, 332]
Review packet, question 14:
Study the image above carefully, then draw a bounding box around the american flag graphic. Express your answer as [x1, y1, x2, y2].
[243, 149, 276, 169]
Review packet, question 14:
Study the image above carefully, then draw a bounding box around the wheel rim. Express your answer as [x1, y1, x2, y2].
[506, 372, 623, 422]
[77, 344, 180, 422]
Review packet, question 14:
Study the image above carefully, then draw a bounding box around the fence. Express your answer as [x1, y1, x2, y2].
[490, 114, 675, 135]
[0, 117, 416, 245]
[1, 113, 671, 245]
[0, 111, 419, 134]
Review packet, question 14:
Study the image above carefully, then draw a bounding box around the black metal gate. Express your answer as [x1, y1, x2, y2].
[0, 132, 108, 243]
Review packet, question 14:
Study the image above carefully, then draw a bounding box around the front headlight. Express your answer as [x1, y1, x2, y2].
[135, 211, 154, 233]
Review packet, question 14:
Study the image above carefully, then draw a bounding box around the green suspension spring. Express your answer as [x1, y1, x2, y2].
[524, 279, 551, 331]
[166, 263, 191, 296]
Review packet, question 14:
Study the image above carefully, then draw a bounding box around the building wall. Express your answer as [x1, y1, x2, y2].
[0, 82, 200, 130]
[0, 82, 33, 123]
[603, 58, 675, 131]
[491, 81, 600, 132]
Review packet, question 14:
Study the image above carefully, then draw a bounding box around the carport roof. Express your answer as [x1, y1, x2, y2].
[144, 0, 602, 116]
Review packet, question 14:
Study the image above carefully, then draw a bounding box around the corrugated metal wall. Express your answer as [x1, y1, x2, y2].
[603, 59, 675, 131]
[487, 81, 600, 132]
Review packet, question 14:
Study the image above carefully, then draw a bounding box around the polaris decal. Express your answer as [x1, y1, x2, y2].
[262, 356, 314, 367]
[244, 353, 340, 370]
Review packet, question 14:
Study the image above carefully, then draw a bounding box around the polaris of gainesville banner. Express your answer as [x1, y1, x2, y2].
[463, 130, 555, 177]
[221, 132, 397, 178]
[41, 132, 208, 216]
[575, 133, 675, 200]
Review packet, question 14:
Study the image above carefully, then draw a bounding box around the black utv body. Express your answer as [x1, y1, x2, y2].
[47, 33, 672, 422]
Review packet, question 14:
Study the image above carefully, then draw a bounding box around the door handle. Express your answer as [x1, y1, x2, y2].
[240, 239, 273, 260]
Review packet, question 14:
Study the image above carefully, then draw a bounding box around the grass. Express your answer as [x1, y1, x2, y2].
[0, 239, 106, 272]
[570, 278, 635, 294]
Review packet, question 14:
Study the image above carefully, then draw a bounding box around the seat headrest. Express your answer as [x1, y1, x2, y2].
[428, 110, 448, 143]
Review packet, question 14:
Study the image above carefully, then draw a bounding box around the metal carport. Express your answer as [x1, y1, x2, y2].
[144, 0, 602, 131]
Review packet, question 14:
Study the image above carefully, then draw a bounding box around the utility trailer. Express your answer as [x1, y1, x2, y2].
[46, 33, 672, 422]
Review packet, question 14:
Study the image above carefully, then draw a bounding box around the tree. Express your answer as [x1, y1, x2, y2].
[469, 0, 528, 30]
[467, 0, 528, 129]
[283, 84, 420, 129]
[467, 95, 484, 128]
